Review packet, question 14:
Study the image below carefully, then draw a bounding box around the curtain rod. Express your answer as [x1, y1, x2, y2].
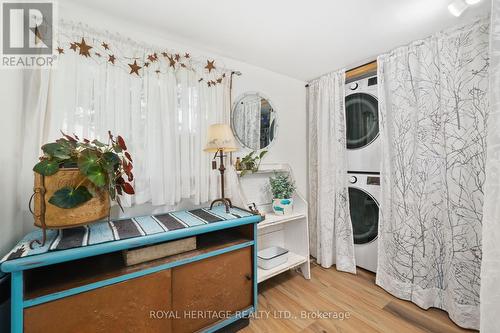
[305, 58, 377, 88]
[229, 71, 243, 111]
[305, 56, 378, 88]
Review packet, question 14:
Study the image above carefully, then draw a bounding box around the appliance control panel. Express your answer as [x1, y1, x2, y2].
[367, 176, 380, 185]
[367, 76, 378, 86]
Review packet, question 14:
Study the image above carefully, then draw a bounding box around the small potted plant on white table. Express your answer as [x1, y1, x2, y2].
[269, 173, 296, 215]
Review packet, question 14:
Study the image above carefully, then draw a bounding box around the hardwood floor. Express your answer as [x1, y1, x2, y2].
[241, 263, 477, 333]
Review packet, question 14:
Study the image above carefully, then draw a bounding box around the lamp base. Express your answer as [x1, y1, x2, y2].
[209, 198, 233, 213]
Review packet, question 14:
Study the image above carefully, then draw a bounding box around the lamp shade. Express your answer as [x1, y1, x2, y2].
[204, 123, 238, 152]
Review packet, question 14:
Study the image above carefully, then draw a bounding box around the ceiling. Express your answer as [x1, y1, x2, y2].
[66, 0, 491, 81]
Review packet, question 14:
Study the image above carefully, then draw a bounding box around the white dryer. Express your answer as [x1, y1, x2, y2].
[345, 75, 380, 173]
[347, 172, 379, 273]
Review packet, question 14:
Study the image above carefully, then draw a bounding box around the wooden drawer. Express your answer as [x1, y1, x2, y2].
[24, 270, 172, 333]
[172, 247, 253, 333]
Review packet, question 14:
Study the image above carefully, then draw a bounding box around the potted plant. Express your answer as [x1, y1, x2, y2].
[269, 173, 296, 215]
[239, 150, 267, 176]
[32, 131, 134, 231]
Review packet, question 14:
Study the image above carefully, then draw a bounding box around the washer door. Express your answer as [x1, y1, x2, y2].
[348, 187, 379, 244]
[345, 93, 379, 149]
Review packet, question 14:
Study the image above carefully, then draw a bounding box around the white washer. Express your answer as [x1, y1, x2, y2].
[347, 172, 379, 273]
[345, 75, 380, 173]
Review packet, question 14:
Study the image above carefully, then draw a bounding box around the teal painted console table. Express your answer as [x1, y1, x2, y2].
[1, 206, 261, 333]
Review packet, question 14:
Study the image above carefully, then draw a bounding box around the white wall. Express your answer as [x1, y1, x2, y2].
[228, 63, 307, 195]
[0, 2, 307, 255]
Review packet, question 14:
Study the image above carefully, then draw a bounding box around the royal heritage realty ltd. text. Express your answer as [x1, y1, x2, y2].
[149, 310, 352, 321]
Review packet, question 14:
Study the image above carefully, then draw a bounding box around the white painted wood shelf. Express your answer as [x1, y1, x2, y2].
[236, 166, 288, 176]
[257, 251, 307, 283]
[232, 163, 311, 283]
[258, 212, 306, 229]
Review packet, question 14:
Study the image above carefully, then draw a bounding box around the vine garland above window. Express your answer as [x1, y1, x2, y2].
[54, 22, 232, 87]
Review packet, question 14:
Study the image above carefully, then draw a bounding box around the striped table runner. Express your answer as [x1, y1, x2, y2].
[1, 206, 253, 262]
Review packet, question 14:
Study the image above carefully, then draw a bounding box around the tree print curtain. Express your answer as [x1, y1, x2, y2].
[481, 1, 500, 331]
[308, 70, 356, 273]
[376, 18, 489, 330]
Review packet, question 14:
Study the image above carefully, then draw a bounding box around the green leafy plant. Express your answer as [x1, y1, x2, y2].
[33, 131, 134, 210]
[239, 150, 267, 176]
[269, 173, 296, 199]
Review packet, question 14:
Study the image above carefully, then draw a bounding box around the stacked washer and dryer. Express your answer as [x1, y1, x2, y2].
[345, 72, 380, 273]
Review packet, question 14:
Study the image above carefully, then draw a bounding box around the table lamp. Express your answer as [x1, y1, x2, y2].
[204, 124, 238, 212]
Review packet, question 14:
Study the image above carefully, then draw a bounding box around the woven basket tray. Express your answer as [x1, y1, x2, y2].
[33, 168, 110, 229]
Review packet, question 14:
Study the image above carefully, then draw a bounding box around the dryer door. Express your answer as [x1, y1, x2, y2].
[348, 187, 379, 244]
[345, 93, 379, 149]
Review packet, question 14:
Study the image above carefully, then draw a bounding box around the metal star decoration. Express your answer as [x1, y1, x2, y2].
[175, 53, 180, 61]
[56, 47, 64, 54]
[33, 25, 43, 45]
[30, 20, 50, 47]
[69, 42, 78, 52]
[77, 38, 92, 57]
[166, 55, 176, 68]
[205, 60, 215, 72]
[147, 54, 157, 62]
[108, 54, 116, 64]
[184, 53, 190, 59]
[101, 42, 109, 50]
[128, 60, 142, 76]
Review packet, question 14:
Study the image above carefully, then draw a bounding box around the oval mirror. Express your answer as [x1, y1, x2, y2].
[232, 93, 277, 150]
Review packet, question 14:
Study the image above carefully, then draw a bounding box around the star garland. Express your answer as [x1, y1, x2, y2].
[54, 37, 229, 87]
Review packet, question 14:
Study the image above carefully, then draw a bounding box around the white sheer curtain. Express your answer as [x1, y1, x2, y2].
[308, 70, 356, 273]
[0, 70, 25, 257]
[18, 22, 230, 228]
[481, 1, 500, 331]
[377, 18, 489, 330]
[234, 97, 261, 150]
